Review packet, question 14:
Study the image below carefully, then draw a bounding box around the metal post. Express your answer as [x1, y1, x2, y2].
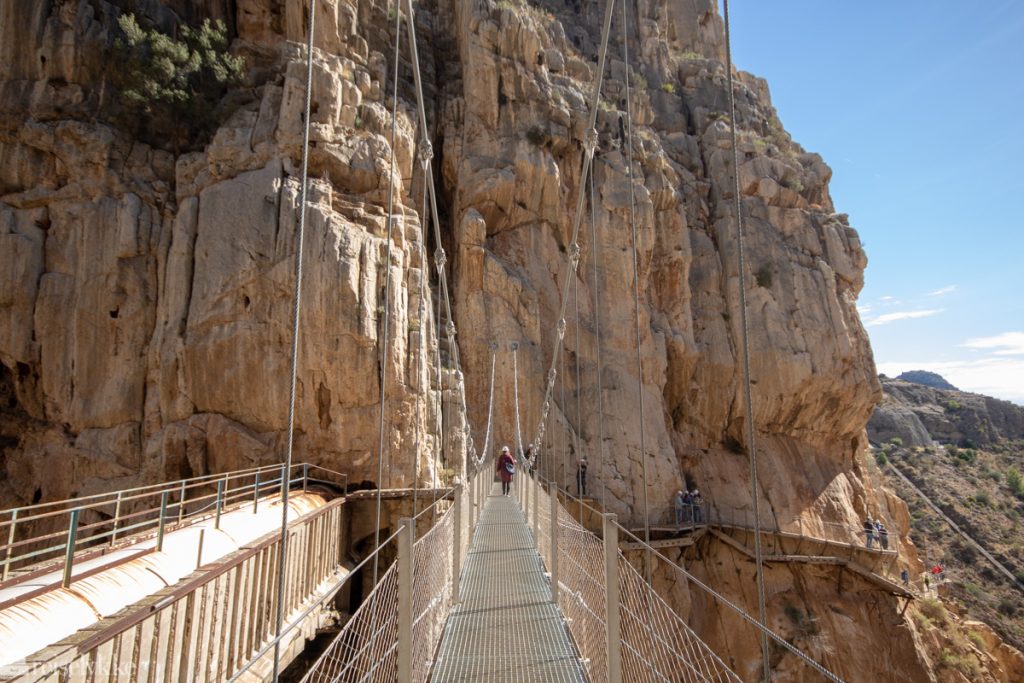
[196, 528, 206, 569]
[550, 484, 559, 604]
[532, 476, 539, 540]
[177, 480, 187, 524]
[253, 471, 261, 513]
[110, 491, 123, 546]
[523, 467, 530, 531]
[156, 492, 169, 552]
[302, 463, 309, 492]
[453, 483, 463, 603]
[215, 479, 225, 530]
[3, 509, 18, 581]
[397, 517, 414, 681]
[62, 509, 81, 588]
[471, 470, 478, 529]
[604, 513, 622, 683]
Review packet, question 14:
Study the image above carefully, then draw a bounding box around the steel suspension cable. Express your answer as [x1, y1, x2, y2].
[589, 170, 608, 510]
[413, 177, 430, 520]
[478, 344, 498, 468]
[573, 275, 583, 519]
[722, 0, 771, 679]
[403, 0, 487, 479]
[372, 0, 403, 594]
[533, 0, 617, 453]
[619, 0, 651, 586]
[432, 250, 442, 525]
[560, 342, 568, 496]
[271, 0, 316, 679]
[512, 344, 525, 464]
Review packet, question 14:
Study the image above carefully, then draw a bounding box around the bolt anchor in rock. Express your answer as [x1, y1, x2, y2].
[417, 139, 433, 168]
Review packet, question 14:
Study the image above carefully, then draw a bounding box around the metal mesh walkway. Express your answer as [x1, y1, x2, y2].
[430, 484, 586, 682]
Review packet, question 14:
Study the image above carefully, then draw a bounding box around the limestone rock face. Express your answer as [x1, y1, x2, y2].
[0, 0, 449, 509]
[2, 0, 1020, 680]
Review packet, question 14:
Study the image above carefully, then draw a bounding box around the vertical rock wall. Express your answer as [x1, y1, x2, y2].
[0, 0, 456, 509]
[4, 0, 1018, 679]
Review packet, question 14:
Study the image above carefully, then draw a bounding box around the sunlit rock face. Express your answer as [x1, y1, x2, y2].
[3, 0, 1020, 679]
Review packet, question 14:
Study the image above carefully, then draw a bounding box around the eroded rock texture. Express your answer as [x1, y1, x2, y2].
[2, 0, 1020, 680]
[0, 0, 455, 508]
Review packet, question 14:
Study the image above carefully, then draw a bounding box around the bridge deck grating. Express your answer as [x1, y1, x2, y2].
[429, 484, 586, 682]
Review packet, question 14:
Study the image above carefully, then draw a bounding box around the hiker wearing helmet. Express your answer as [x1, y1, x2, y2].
[496, 445, 516, 496]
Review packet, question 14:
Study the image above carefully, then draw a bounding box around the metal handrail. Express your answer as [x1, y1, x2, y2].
[0, 462, 296, 528]
[0, 462, 347, 584]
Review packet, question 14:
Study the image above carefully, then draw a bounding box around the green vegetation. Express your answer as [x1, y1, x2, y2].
[945, 399, 962, 411]
[919, 598, 949, 626]
[874, 450, 889, 467]
[1007, 466, 1024, 497]
[660, 82, 676, 94]
[781, 176, 805, 193]
[974, 490, 991, 507]
[678, 51, 704, 61]
[889, 436, 904, 447]
[939, 650, 981, 676]
[754, 264, 773, 288]
[110, 13, 244, 151]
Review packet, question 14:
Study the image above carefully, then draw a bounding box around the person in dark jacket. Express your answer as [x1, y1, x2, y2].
[863, 518, 875, 548]
[496, 446, 515, 496]
[576, 456, 588, 496]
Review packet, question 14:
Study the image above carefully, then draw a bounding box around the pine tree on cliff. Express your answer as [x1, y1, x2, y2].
[107, 13, 245, 153]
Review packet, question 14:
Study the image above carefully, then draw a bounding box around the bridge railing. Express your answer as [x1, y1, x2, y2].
[641, 502, 900, 555]
[0, 463, 347, 588]
[518, 472, 845, 683]
[3, 489, 347, 683]
[299, 462, 491, 683]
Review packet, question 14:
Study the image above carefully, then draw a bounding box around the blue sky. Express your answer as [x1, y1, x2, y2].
[726, 1, 1024, 404]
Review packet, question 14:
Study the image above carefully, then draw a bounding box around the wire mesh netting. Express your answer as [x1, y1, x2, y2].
[413, 508, 454, 681]
[301, 550, 401, 683]
[618, 554, 741, 682]
[554, 500, 608, 681]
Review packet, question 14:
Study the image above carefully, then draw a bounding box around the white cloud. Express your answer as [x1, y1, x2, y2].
[962, 332, 1024, 356]
[865, 309, 943, 327]
[926, 285, 956, 297]
[879, 296, 896, 301]
[877, 358, 1024, 405]
[857, 304, 873, 315]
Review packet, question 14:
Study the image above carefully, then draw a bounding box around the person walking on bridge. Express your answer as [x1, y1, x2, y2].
[497, 445, 515, 496]
[576, 456, 588, 496]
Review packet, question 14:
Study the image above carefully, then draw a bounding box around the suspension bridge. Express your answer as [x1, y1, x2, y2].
[0, 0, 912, 680]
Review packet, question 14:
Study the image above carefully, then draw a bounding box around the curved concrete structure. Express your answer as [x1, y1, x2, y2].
[0, 492, 327, 668]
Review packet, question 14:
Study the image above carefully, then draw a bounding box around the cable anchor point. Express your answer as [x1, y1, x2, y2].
[417, 139, 433, 169]
[583, 127, 599, 156]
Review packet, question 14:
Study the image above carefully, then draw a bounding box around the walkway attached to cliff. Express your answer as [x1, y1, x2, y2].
[429, 484, 586, 683]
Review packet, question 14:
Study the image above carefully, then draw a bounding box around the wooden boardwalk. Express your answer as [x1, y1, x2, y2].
[430, 485, 586, 682]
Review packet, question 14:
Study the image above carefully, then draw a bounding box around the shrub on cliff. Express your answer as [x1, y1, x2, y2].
[107, 13, 244, 152]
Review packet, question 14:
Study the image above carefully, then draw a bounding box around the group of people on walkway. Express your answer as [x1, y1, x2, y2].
[673, 488, 705, 527]
[862, 517, 890, 550]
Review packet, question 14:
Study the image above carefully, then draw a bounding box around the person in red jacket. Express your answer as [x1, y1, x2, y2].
[496, 446, 515, 496]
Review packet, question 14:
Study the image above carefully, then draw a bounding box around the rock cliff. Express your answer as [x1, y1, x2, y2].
[1, 0, 1018, 680]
